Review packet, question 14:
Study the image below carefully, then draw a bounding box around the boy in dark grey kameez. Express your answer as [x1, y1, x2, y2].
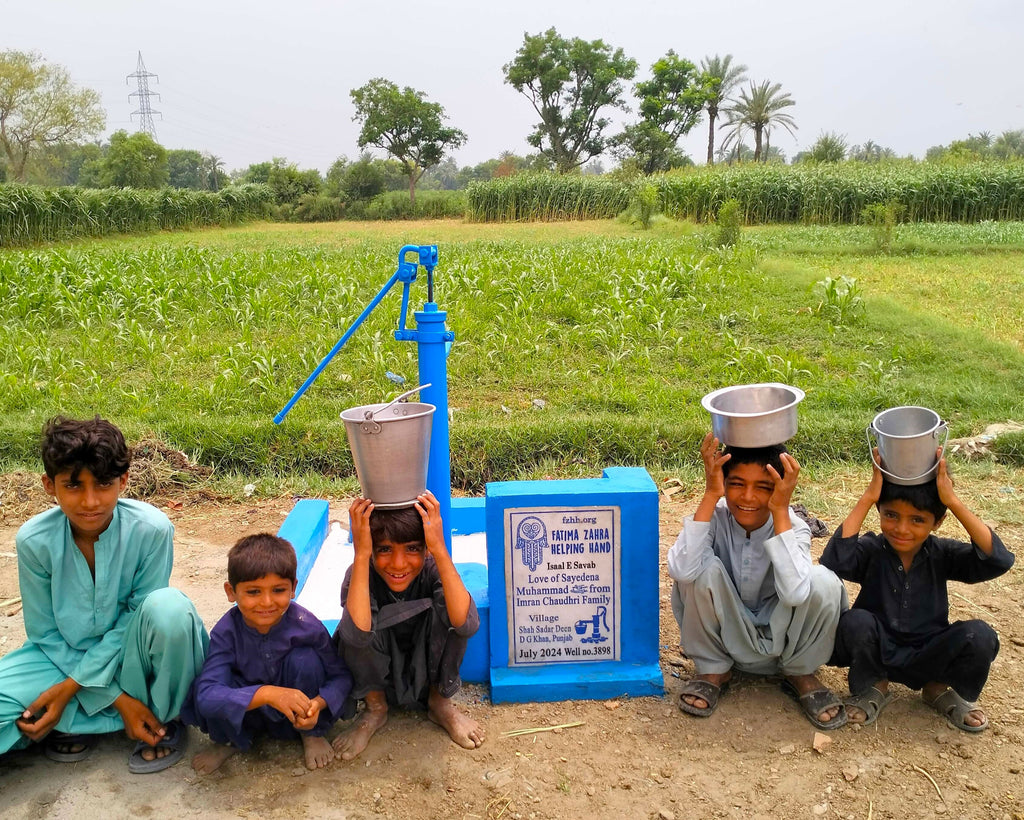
[333, 491, 484, 759]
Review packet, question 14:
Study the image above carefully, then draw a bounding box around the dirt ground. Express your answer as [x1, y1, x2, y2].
[1, 475, 1022, 820]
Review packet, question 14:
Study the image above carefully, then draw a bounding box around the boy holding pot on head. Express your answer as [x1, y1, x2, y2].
[821, 452, 1014, 730]
[332, 490, 484, 759]
[668, 433, 848, 729]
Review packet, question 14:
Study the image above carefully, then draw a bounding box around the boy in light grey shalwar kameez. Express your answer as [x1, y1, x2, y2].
[668, 433, 847, 729]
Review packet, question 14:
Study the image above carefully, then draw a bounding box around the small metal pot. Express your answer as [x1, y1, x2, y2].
[701, 383, 805, 447]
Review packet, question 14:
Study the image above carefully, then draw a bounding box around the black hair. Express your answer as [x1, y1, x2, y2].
[227, 533, 298, 587]
[369, 506, 425, 548]
[721, 443, 788, 479]
[41, 416, 131, 482]
[877, 478, 947, 521]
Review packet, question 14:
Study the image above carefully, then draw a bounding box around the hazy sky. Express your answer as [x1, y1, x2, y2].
[7, 0, 1023, 174]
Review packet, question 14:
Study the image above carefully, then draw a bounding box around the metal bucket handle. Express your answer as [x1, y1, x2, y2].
[866, 420, 950, 483]
[358, 383, 432, 434]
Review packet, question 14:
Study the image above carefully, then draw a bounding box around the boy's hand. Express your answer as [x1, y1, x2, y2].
[349, 497, 375, 559]
[292, 696, 326, 731]
[414, 490, 447, 558]
[935, 451, 957, 506]
[260, 686, 312, 723]
[15, 678, 80, 741]
[864, 447, 884, 504]
[766, 452, 800, 512]
[700, 432, 731, 499]
[113, 692, 165, 747]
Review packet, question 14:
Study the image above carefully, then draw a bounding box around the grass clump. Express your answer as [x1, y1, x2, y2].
[812, 275, 865, 327]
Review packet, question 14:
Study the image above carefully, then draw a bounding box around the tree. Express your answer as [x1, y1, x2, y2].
[242, 157, 322, 204]
[722, 80, 797, 163]
[167, 149, 205, 188]
[993, 129, 1024, 160]
[350, 78, 466, 204]
[503, 28, 636, 173]
[21, 140, 102, 185]
[613, 51, 706, 174]
[700, 54, 747, 165]
[202, 153, 227, 191]
[849, 139, 897, 163]
[324, 151, 406, 203]
[805, 131, 848, 163]
[419, 156, 460, 190]
[0, 50, 105, 181]
[103, 130, 168, 188]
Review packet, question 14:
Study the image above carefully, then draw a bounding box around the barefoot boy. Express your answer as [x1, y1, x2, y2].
[821, 453, 1014, 730]
[667, 433, 848, 729]
[333, 490, 484, 759]
[182, 533, 353, 772]
[0, 416, 208, 773]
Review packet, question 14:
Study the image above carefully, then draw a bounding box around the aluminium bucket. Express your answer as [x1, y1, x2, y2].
[701, 383, 805, 447]
[867, 406, 948, 486]
[341, 400, 435, 508]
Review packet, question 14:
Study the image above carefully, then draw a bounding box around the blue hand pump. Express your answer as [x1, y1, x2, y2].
[274, 245, 455, 551]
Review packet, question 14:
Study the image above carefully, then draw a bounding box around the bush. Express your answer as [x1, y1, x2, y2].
[861, 200, 905, 253]
[715, 198, 742, 247]
[348, 190, 466, 221]
[625, 182, 659, 229]
[294, 193, 344, 222]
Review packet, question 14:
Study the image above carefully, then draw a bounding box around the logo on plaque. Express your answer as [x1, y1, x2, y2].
[514, 515, 547, 572]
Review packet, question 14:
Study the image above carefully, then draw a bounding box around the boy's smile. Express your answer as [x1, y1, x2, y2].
[724, 462, 775, 533]
[372, 538, 425, 593]
[877, 499, 941, 562]
[43, 468, 128, 543]
[226, 572, 295, 633]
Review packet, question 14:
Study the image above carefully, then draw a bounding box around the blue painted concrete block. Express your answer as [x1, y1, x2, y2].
[450, 496, 485, 535]
[279, 499, 330, 599]
[455, 561, 489, 685]
[486, 466, 662, 704]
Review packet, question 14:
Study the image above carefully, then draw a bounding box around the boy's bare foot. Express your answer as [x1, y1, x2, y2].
[427, 688, 485, 749]
[332, 691, 388, 760]
[680, 671, 732, 712]
[191, 743, 237, 775]
[784, 673, 844, 725]
[301, 734, 334, 769]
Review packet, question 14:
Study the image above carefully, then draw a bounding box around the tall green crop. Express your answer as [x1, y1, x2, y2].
[0, 183, 273, 246]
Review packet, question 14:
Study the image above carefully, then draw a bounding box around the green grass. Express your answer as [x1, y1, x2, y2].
[2, 219, 1023, 492]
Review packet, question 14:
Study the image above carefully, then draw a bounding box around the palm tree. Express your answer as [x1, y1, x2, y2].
[202, 153, 224, 191]
[700, 54, 747, 165]
[722, 80, 797, 162]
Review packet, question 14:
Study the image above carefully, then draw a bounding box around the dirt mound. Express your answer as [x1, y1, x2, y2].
[128, 437, 214, 498]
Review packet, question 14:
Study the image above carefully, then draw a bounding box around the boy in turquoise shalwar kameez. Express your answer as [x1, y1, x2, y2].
[0, 417, 208, 773]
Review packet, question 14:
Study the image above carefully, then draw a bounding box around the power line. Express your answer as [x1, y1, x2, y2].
[127, 51, 161, 139]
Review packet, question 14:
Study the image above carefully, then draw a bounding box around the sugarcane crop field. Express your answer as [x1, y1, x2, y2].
[1, 217, 1023, 819]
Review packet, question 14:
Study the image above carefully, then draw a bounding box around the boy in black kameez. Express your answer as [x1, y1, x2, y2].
[332, 490, 484, 759]
[821, 453, 1014, 730]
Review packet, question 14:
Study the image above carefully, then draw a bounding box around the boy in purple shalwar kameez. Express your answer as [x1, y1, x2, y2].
[181, 534, 352, 773]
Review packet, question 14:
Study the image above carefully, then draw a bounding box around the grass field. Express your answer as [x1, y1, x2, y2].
[2, 218, 1023, 495]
